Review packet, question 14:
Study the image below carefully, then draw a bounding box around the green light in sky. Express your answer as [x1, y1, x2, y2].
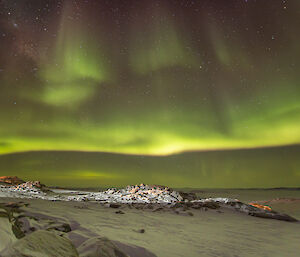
[0, 0, 299, 158]
[129, 7, 196, 74]
[39, 2, 109, 106]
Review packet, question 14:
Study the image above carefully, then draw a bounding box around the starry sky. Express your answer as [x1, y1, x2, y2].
[0, 0, 299, 187]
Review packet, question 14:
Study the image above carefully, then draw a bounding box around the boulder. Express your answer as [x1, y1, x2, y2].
[0, 230, 79, 257]
[77, 237, 128, 257]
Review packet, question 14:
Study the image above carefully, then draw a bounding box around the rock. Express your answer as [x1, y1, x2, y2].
[115, 210, 125, 214]
[109, 203, 121, 209]
[170, 191, 183, 201]
[18, 214, 73, 236]
[3, 202, 24, 208]
[0, 202, 26, 239]
[202, 201, 220, 209]
[77, 237, 128, 257]
[0, 205, 74, 238]
[47, 223, 72, 233]
[189, 201, 220, 210]
[0, 182, 188, 204]
[11, 221, 25, 239]
[13, 181, 49, 192]
[113, 241, 157, 257]
[0, 217, 17, 252]
[0, 176, 25, 185]
[178, 191, 198, 201]
[192, 198, 298, 222]
[0, 230, 79, 257]
[152, 207, 164, 212]
[249, 211, 298, 222]
[143, 204, 154, 210]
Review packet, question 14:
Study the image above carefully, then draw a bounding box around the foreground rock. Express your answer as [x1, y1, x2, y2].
[0, 216, 17, 252]
[78, 237, 128, 257]
[0, 230, 79, 257]
[114, 240, 157, 257]
[0, 200, 157, 257]
[0, 201, 73, 239]
[77, 237, 157, 257]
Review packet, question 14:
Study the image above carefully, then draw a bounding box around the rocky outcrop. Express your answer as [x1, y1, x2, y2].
[13, 181, 49, 193]
[0, 183, 183, 203]
[66, 184, 183, 204]
[191, 198, 298, 222]
[14, 181, 44, 189]
[0, 184, 298, 222]
[0, 230, 79, 257]
[0, 180, 51, 199]
[0, 176, 24, 185]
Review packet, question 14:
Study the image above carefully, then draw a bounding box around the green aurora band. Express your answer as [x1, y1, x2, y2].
[0, 0, 299, 187]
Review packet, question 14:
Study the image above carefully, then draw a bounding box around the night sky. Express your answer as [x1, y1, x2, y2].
[0, 0, 299, 187]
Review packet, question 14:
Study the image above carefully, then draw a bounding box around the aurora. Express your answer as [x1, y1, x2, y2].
[0, 0, 299, 187]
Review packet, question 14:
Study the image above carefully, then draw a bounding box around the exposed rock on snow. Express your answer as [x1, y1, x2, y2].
[13, 181, 47, 191]
[0, 181, 298, 222]
[77, 184, 184, 204]
[0, 183, 183, 203]
[191, 198, 298, 222]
